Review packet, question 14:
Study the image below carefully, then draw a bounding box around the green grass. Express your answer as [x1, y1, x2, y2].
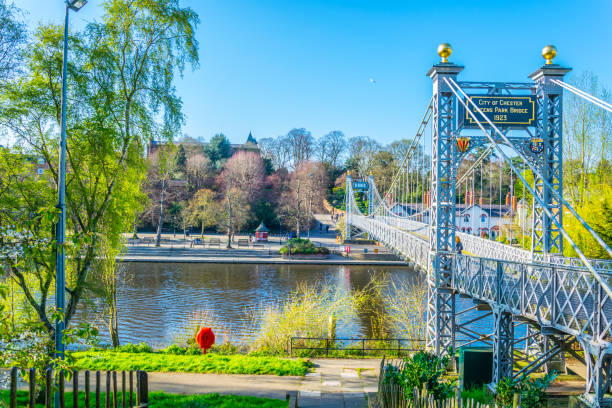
[70, 350, 311, 376]
[0, 390, 286, 408]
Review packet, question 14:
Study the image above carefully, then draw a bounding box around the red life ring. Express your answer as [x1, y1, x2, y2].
[196, 327, 215, 354]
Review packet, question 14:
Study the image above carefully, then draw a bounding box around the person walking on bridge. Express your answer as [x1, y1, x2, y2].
[455, 236, 463, 253]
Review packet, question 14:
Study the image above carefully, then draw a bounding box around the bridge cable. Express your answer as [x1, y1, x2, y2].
[379, 97, 433, 209]
[447, 77, 612, 259]
[445, 77, 612, 298]
[551, 79, 612, 113]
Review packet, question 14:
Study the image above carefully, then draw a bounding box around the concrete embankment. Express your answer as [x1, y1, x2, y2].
[120, 246, 405, 265]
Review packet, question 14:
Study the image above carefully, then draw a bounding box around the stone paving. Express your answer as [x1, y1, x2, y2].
[296, 359, 379, 407]
[143, 358, 380, 407]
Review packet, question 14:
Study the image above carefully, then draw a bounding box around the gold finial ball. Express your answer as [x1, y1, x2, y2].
[437, 43, 452, 63]
[347, 170, 351, 176]
[542, 45, 557, 65]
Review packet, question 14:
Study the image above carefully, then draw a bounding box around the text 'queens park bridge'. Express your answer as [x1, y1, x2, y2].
[344, 44, 612, 407]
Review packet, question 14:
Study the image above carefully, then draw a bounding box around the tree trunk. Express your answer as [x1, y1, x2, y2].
[226, 182, 233, 248]
[155, 179, 166, 247]
[296, 179, 301, 238]
[109, 307, 119, 347]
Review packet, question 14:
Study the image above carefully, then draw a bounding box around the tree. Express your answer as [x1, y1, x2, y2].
[185, 153, 211, 191]
[347, 136, 380, 177]
[174, 144, 187, 175]
[0, 0, 198, 345]
[206, 133, 232, 166]
[564, 71, 612, 205]
[280, 161, 328, 236]
[316, 130, 346, 168]
[218, 151, 265, 246]
[286, 128, 314, 168]
[259, 135, 292, 171]
[186, 189, 219, 236]
[0, 0, 26, 86]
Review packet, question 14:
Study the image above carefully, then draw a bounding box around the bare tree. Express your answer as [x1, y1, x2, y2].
[347, 136, 380, 177]
[316, 130, 346, 168]
[185, 153, 211, 190]
[280, 161, 328, 236]
[219, 151, 266, 246]
[286, 128, 314, 168]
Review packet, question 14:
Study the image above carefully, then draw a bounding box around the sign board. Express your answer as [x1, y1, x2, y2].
[352, 181, 369, 191]
[460, 95, 536, 127]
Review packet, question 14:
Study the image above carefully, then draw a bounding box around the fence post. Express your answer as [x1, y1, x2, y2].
[73, 370, 79, 408]
[137, 371, 148, 407]
[29, 368, 36, 408]
[326, 338, 329, 357]
[113, 371, 118, 408]
[45, 368, 52, 408]
[122, 371, 126, 408]
[96, 371, 101, 408]
[362, 339, 365, 358]
[513, 392, 521, 408]
[85, 371, 90, 408]
[59, 370, 65, 408]
[106, 371, 111, 408]
[9, 367, 17, 408]
[129, 371, 133, 407]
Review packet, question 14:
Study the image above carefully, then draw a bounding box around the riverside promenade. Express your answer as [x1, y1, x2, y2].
[124, 214, 403, 265]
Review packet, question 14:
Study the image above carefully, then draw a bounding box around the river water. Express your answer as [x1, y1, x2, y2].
[74, 262, 497, 348]
[73, 263, 422, 347]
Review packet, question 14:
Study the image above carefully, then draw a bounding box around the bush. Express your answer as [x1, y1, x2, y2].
[495, 372, 557, 408]
[279, 238, 329, 255]
[114, 342, 153, 353]
[382, 351, 456, 401]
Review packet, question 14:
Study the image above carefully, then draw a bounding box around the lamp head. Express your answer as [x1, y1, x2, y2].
[68, 0, 87, 11]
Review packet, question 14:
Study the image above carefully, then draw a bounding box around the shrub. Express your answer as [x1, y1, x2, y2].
[495, 372, 557, 408]
[279, 238, 329, 255]
[115, 343, 153, 353]
[382, 351, 456, 401]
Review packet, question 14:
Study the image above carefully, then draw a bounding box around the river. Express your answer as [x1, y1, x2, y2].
[74, 263, 421, 348]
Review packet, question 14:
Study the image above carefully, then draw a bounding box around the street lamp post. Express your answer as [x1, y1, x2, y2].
[56, 0, 87, 371]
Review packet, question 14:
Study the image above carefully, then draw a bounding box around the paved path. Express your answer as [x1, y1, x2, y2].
[145, 358, 380, 408]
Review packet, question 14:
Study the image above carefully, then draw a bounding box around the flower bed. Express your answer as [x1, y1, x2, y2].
[279, 238, 330, 257]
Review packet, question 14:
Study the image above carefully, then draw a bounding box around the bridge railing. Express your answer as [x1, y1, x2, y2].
[351, 215, 430, 271]
[454, 254, 612, 344]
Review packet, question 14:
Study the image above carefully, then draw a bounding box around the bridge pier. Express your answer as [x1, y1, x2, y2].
[492, 308, 514, 383]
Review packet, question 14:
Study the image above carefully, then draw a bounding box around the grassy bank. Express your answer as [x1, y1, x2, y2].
[70, 349, 311, 376]
[1, 391, 286, 408]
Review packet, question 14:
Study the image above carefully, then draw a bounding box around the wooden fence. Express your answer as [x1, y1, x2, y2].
[3, 367, 148, 408]
[374, 357, 501, 408]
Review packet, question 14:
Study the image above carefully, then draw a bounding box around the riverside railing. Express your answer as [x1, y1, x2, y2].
[288, 337, 425, 357]
[2, 367, 148, 408]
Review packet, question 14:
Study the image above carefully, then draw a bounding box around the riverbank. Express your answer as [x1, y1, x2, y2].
[120, 254, 405, 265]
[122, 217, 403, 265]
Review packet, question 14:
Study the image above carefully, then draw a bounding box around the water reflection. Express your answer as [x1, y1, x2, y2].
[74, 263, 418, 347]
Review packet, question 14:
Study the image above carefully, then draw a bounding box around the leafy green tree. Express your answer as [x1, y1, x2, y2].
[0, 0, 26, 85]
[0, 0, 199, 345]
[175, 144, 187, 175]
[186, 188, 220, 236]
[206, 133, 232, 166]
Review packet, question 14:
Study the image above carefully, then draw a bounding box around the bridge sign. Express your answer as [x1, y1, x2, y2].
[352, 181, 369, 191]
[460, 95, 536, 127]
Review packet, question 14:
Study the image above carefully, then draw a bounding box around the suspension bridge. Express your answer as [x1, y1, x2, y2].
[344, 44, 612, 407]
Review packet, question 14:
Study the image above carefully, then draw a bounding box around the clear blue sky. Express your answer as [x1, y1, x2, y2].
[16, 0, 612, 145]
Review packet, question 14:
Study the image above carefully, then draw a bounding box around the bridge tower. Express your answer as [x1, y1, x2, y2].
[426, 44, 463, 355]
[529, 48, 570, 255]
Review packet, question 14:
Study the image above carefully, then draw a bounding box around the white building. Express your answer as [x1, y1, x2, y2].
[389, 202, 515, 239]
[457, 204, 514, 239]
